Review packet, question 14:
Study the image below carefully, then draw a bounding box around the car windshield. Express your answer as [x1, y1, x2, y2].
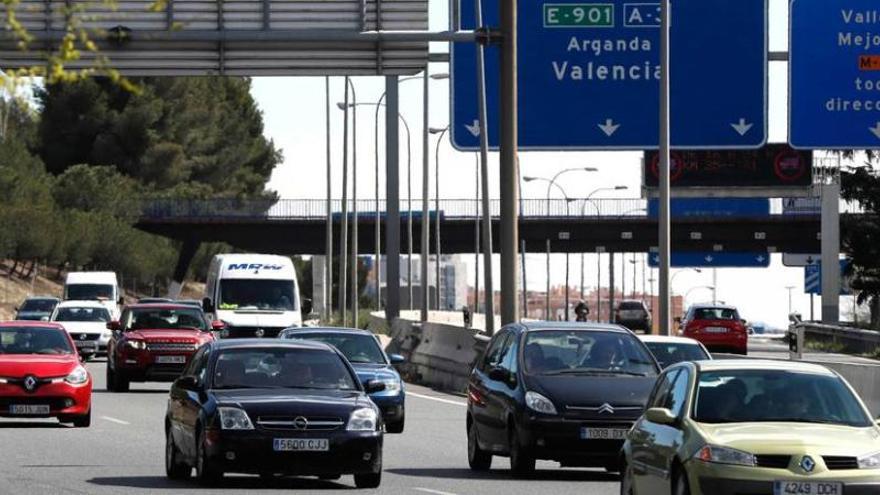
[523, 330, 658, 376]
[285, 332, 386, 364]
[0, 327, 74, 355]
[693, 369, 872, 427]
[619, 302, 644, 310]
[694, 307, 738, 320]
[645, 342, 710, 368]
[66, 284, 113, 300]
[212, 348, 357, 390]
[219, 280, 297, 311]
[54, 307, 110, 322]
[20, 299, 57, 313]
[124, 308, 207, 331]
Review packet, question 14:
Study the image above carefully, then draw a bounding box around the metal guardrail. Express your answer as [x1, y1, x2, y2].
[139, 197, 857, 221]
[795, 322, 880, 356]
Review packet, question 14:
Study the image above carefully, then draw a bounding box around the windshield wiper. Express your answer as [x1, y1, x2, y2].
[760, 417, 850, 426]
[544, 368, 647, 377]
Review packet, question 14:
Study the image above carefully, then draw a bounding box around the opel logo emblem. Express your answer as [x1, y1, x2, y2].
[254, 329, 265, 338]
[23, 375, 37, 392]
[293, 416, 309, 430]
[598, 403, 615, 414]
[800, 455, 816, 473]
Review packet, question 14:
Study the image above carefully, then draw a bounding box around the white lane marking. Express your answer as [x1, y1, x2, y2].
[407, 392, 466, 407]
[414, 488, 458, 495]
[101, 416, 130, 425]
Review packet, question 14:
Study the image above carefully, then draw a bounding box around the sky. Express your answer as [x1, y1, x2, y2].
[250, 0, 853, 329]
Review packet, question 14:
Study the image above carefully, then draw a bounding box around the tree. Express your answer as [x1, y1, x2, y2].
[840, 165, 880, 328]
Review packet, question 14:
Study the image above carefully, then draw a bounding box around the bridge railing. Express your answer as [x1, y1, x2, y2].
[139, 197, 856, 221]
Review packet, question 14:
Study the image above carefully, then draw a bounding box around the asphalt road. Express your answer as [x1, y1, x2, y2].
[0, 360, 620, 495]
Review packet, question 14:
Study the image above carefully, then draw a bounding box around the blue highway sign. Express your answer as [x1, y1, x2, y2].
[647, 198, 771, 268]
[451, 0, 767, 150]
[790, 0, 880, 149]
[805, 260, 852, 295]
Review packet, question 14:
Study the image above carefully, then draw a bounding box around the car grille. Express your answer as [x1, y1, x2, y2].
[71, 333, 100, 341]
[564, 404, 644, 421]
[146, 343, 197, 352]
[755, 455, 791, 469]
[823, 456, 859, 470]
[226, 327, 286, 338]
[256, 416, 345, 431]
[0, 397, 71, 410]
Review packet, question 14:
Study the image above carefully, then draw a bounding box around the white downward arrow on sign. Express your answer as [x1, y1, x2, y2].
[870, 122, 880, 140]
[598, 119, 620, 137]
[705, 255, 714, 263]
[465, 119, 481, 137]
[756, 255, 766, 263]
[731, 118, 754, 136]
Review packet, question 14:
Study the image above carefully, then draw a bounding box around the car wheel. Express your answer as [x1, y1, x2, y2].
[105, 364, 116, 391]
[319, 474, 342, 481]
[673, 467, 691, 495]
[166, 428, 191, 480]
[467, 420, 492, 471]
[620, 461, 636, 495]
[72, 408, 91, 428]
[353, 472, 381, 489]
[508, 425, 535, 477]
[386, 416, 405, 434]
[195, 429, 223, 486]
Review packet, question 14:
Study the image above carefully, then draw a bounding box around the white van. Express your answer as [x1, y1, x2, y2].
[203, 254, 303, 338]
[63, 271, 121, 319]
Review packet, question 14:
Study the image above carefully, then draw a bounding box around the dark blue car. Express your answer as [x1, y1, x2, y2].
[279, 327, 406, 433]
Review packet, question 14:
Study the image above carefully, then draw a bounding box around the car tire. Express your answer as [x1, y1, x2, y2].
[353, 472, 381, 489]
[71, 408, 91, 428]
[508, 425, 535, 477]
[319, 474, 342, 481]
[106, 364, 129, 392]
[673, 466, 691, 495]
[386, 417, 405, 434]
[196, 429, 223, 486]
[165, 428, 191, 480]
[620, 461, 636, 495]
[467, 420, 492, 471]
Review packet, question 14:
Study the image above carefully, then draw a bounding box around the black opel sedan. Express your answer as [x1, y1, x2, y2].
[164, 339, 385, 488]
[467, 322, 660, 476]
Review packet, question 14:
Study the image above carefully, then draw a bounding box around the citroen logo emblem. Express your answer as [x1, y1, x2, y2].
[800, 455, 816, 473]
[598, 403, 615, 414]
[293, 416, 309, 430]
[23, 375, 37, 393]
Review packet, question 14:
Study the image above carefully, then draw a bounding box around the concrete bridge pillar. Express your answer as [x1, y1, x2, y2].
[167, 239, 201, 299]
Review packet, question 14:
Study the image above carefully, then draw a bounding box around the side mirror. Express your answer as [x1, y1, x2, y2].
[487, 366, 510, 382]
[117, 297, 125, 306]
[388, 354, 406, 365]
[40, 316, 50, 322]
[645, 407, 677, 425]
[301, 298, 313, 316]
[364, 379, 386, 394]
[106, 321, 121, 331]
[202, 297, 214, 313]
[211, 320, 225, 331]
[174, 375, 199, 391]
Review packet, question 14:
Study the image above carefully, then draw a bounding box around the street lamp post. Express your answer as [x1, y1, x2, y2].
[338, 78, 351, 327]
[685, 285, 716, 303]
[581, 185, 627, 323]
[348, 78, 359, 328]
[429, 125, 450, 312]
[786, 285, 796, 316]
[324, 77, 333, 322]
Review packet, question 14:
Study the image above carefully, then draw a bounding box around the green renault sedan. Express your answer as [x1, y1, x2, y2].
[621, 360, 880, 495]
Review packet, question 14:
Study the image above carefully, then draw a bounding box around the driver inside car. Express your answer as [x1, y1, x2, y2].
[582, 339, 619, 370]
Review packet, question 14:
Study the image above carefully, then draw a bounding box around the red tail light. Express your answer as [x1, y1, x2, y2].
[468, 385, 486, 407]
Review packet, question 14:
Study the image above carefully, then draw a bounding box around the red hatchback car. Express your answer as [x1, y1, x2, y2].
[0, 322, 92, 426]
[679, 304, 748, 355]
[106, 304, 217, 392]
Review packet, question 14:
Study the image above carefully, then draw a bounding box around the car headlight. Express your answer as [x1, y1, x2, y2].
[695, 445, 756, 467]
[347, 408, 379, 431]
[218, 407, 254, 430]
[375, 379, 401, 395]
[102, 330, 112, 339]
[858, 451, 880, 469]
[0, 378, 8, 384]
[525, 391, 558, 415]
[52, 366, 89, 385]
[124, 339, 146, 350]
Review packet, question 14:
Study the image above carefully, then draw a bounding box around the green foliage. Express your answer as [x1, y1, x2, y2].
[841, 165, 880, 328]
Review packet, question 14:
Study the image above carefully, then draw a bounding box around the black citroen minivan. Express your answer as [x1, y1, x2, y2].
[466, 322, 660, 476]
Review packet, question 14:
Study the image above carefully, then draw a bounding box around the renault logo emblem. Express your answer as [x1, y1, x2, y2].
[800, 455, 816, 473]
[598, 403, 615, 414]
[23, 375, 37, 393]
[293, 416, 309, 430]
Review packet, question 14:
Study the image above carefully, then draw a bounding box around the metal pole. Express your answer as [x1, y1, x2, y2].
[712, 268, 717, 305]
[325, 77, 333, 321]
[499, 0, 519, 326]
[596, 253, 601, 322]
[657, 0, 672, 336]
[641, 253, 646, 303]
[821, 182, 841, 323]
[474, 154, 481, 313]
[545, 239, 551, 319]
[374, 87, 382, 312]
[564, 203, 570, 321]
[339, 77, 350, 327]
[349, 79, 359, 328]
[621, 252, 626, 300]
[580, 252, 585, 301]
[521, 239, 528, 318]
[475, 0, 495, 334]
[434, 129, 446, 311]
[609, 253, 616, 322]
[384, 76, 401, 322]
[408, 122, 414, 312]
[420, 69, 430, 322]
[632, 255, 637, 299]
